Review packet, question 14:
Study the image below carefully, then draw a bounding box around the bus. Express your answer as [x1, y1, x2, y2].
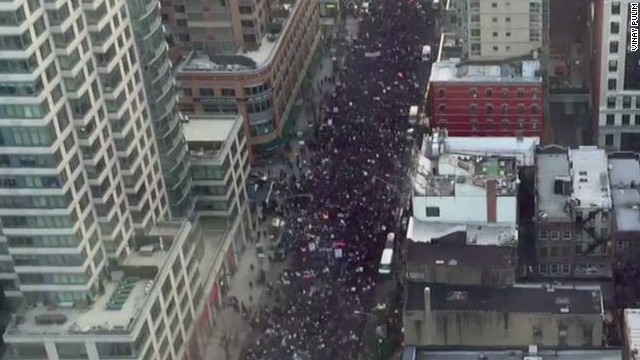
[378, 233, 395, 275]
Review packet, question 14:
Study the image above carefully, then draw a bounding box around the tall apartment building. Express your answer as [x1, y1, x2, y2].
[172, 0, 321, 160]
[128, 0, 194, 218]
[455, 0, 543, 60]
[594, 0, 640, 151]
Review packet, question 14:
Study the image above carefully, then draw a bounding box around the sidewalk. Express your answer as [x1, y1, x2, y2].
[202, 220, 289, 360]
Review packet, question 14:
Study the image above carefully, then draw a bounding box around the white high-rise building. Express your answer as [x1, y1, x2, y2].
[0, 0, 171, 319]
[455, 0, 543, 60]
[595, 0, 640, 151]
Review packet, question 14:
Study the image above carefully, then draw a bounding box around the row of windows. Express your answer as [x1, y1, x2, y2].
[539, 230, 572, 240]
[18, 272, 89, 285]
[604, 113, 640, 126]
[464, 118, 540, 131]
[14, 252, 86, 267]
[438, 103, 539, 115]
[8, 234, 84, 248]
[0, 175, 65, 189]
[438, 88, 541, 99]
[605, 95, 640, 109]
[0, 194, 70, 209]
[0, 102, 50, 119]
[3, 214, 77, 228]
[188, 82, 271, 98]
[0, 124, 57, 147]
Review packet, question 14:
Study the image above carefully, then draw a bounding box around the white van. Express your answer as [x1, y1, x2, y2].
[378, 233, 395, 275]
[421, 45, 432, 62]
[408, 105, 419, 125]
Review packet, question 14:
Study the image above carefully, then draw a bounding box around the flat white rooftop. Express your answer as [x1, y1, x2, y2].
[439, 135, 540, 166]
[430, 58, 542, 83]
[536, 151, 571, 220]
[625, 308, 640, 356]
[183, 118, 238, 143]
[406, 217, 517, 246]
[568, 146, 611, 209]
[609, 156, 640, 232]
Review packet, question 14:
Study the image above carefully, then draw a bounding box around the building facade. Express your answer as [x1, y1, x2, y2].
[454, 0, 543, 60]
[128, 0, 194, 218]
[429, 58, 545, 139]
[534, 146, 613, 278]
[0, 0, 172, 312]
[403, 282, 604, 347]
[175, 0, 321, 160]
[183, 114, 253, 250]
[595, 0, 640, 151]
[160, 0, 270, 54]
[608, 153, 640, 265]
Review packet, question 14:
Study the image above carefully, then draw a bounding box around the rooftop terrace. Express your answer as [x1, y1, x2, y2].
[430, 58, 542, 83]
[536, 150, 572, 220]
[183, 115, 242, 160]
[608, 155, 640, 232]
[413, 153, 519, 197]
[178, 0, 298, 74]
[6, 222, 190, 338]
[568, 147, 611, 209]
[405, 282, 604, 315]
[406, 217, 518, 247]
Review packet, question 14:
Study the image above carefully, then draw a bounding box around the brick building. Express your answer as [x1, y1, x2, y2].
[429, 57, 544, 140]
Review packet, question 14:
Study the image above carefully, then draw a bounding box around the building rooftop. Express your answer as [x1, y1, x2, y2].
[405, 241, 516, 268]
[183, 115, 242, 160]
[568, 147, 611, 209]
[5, 222, 191, 338]
[406, 217, 518, 246]
[536, 149, 571, 221]
[624, 308, 640, 356]
[403, 347, 622, 360]
[405, 282, 603, 315]
[608, 154, 640, 232]
[425, 133, 539, 167]
[536, 146, 612, 221]
[177, 0, 298, 73]
[430, 58, 542, 83]
[414, 132, 529, 198]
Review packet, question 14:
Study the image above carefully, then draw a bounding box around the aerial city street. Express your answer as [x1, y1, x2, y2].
[2, 0, 640, 359]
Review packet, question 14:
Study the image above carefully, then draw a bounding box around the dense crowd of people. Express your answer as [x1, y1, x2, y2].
[243, 0, 431, 358]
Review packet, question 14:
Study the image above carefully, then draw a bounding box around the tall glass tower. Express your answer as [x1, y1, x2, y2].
[0, 0, 170, 307]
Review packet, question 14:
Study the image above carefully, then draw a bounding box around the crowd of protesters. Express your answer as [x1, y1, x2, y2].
[243, 0, 432, 358]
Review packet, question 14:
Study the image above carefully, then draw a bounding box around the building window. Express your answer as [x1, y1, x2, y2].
[506, 32, 511, 37]
[501, 104, 509, 114]
[517, 104, 525, 114]
[470, 104, 478, 114]
[611, 1, 620, 14]
[538, 266, 547, 274]
[550, 231, 560, 240]
[532, 120, 539, 130]
[505, 17, 511, 22]
[486, 104, 494, 114]
[471, 119, 478, 130]
[606, 114, 615, 125]
[635, 114, 640, 125]
[486, 89, 493, 97]
[518, 119, 525, 129]
[624, 96, 632, 108]
[491, 2, 497, 7]
[439, 105, 446, 113]
[610, 40, 619, 53]
[608, 79, 617, 90]
[470, 88, 478, 97]
[492, 31, 498, 37]
[220, 88, 235, 97]
[539, 247, 548, 257]
[611, 22, 620, 34]
[438, 89, 445, 98]
[487, 118, 494, 129]
[492, 46, 499, 51]
[609, 59, 618, 72]
[199, 88, 214, 97]
[562, 264, 571, 274]
[533, 325, 543, 342]
[550, 264, 559, 274]
[531, 105, 539, 114]
[605, 134, 614, 146]
[623, 114, 631, 125]
[502, 119, 509, 130]
[562, 231, 572, 240]
[492, 17, 497, 23]
[174, 5, 185, 12]
[425, 207, 440, 217]
[502, 89, 509, 98]
[607, 97, 616, 109]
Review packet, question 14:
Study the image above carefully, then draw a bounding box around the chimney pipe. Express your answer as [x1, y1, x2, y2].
[424, 287, 431, 317]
